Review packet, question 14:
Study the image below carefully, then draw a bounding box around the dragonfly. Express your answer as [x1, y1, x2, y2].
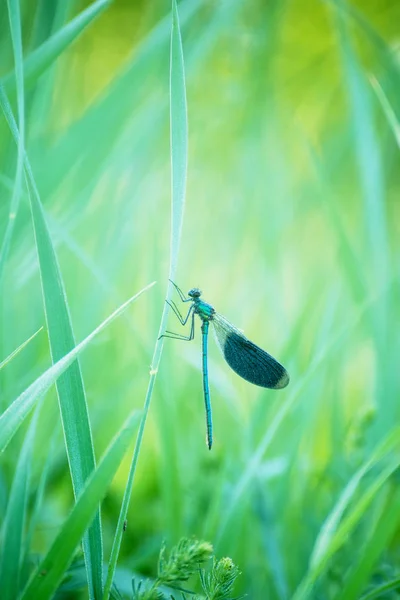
[161, 282, 289, 449]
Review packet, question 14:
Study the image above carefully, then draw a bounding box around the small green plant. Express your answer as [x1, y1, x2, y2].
[131, 538, 241, 600]
[199, 557, 240, 600]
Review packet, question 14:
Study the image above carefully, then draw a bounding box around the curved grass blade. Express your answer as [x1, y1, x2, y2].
[360, 576, 400, 600]
[0, 408, 38, 600]
[292, 429, 400, 600]
[20, 410, 141, 600]
[0, 282, 155, 454]
[0, 327, 43, 372]
[309, 428, 400, 570]
[0, 83, 104, 599]
[339, 485, 400, 600]
[102, 2, 188, 597]
[212, 314, 289, 389]
[332, 2, 389, 344]
[370, 76, 400, 149]
[0, 0, 111, 94]
[0, 0, 25, 287]
[40, 0, 199, 204]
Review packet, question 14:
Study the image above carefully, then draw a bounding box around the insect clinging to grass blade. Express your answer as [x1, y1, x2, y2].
[161, 282, 289, 449]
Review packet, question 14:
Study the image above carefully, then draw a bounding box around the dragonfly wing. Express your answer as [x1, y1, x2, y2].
[212, 314, 289, 389]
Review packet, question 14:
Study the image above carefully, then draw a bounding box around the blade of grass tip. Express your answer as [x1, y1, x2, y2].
[370, 75, 400, 149]
[102, 2, 188, 598]
[0, 327, 43, 371]
[0, 0, 25, 287]
[0, 87, 103, 600]
[20, 410, 141, 600]
[0, 281, 155, 451]
[0, 406, 39, 600]
[0, 0, 111, 94]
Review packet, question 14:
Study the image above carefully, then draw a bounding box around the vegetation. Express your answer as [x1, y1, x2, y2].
[0, 0, 399, 599]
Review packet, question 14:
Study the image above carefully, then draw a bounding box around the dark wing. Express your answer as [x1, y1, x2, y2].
[212, 313, 289, 389]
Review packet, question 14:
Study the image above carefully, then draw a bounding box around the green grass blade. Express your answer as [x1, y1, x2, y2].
[0, 283, 155, 453]
[27, 193, 103, 599]
[0, 0, 25, 287]
[292, 429, 400, 600]
[1, 83, 103, 599]
[23, 433, 56, 565]
[0, 327, 43, 371]
[0, 0, 111, 94]
[20, 410, 141, 600]
[0, 408, 38, 600]
[370, 75, 400, 148]
[340, 485, 400, 600]
[361, 576, 400, 600]
[333, 3, 389, 329]
[39, 0, 199, 203]
[309, 428, 400, 569]
[102, 2, 188, 598]
[169, 0, 188, 277]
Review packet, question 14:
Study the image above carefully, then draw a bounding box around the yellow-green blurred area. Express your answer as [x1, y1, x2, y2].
[1, 0, 400, 598]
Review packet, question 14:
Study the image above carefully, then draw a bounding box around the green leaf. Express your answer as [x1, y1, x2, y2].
[340, 485, 400, 599]
[0, 0, 111, 94]
[0, 282, 155, 454]
[169, 0, 188, 277]
[0, 408, 38, 600]
[0, 0, 25, 287]
[292, 428, 400, 600]
[20, 410, 141, 600]
[0, 328, 43, 372]
[0, 78, 103, 599]
[102, 2, 188, 598]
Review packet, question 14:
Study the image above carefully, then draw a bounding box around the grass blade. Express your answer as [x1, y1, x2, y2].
[0, 408, 38, 600]
[0, 0, 111, 94]
[1, 82, 103, 599]
[169, 0, 188, 276]
[370, 75, 400, 149]
[340, 485, 400, 599]
[0, 282, 155, 453]
[0, 0, 25, 286]
[20, 410, 141, 600]
[0, 328, 43, 372]
[309, 428, 400, 569]
[292, 429, 400, 600]
[102, 2, 188, 597]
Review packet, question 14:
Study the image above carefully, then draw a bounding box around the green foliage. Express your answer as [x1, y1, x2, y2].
[1, 0, 400, 599]
[157, 538, 213, 585]
[200, 557, 241, 600]
[131, 538, 237, 600]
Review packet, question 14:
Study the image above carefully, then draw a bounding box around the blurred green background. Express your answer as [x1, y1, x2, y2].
[1, 0, 400, 598]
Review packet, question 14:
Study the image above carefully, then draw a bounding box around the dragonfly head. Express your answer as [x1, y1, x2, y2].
[188, 288, 202, 299]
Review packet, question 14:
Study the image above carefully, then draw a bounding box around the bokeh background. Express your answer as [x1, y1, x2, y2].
[1, 0, 400, 598]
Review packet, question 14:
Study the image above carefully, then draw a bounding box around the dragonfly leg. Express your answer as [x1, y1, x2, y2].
[159, 311, 195, 341]
[169, 279, 192, 303]
[166, 300, 193, 325]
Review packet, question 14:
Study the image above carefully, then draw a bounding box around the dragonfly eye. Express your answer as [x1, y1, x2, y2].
[188, 288, 201, 298]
